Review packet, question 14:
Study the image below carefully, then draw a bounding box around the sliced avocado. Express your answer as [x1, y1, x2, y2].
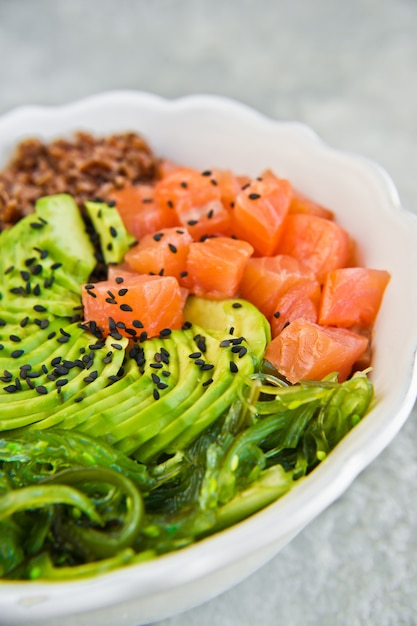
[0, 194, 95, 317]
[114, 328, 217, 457]
[85, 201, 136, 265]
[0, 317, 128, 431]
[35, 195, 96, 282]
[183, 296, 271, 364]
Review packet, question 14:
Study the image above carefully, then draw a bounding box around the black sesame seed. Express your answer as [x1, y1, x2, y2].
[110, 331, 123, 341]
[153, 232, 164, 241]
[4, 265, 15, 274]
[232, 302, 242, 309]
[74, 396, 84, 403]
[3, 384, 18, 393]
[51, 357, 61, 366]
[157, 381, 168, 390]
[200, 363, 214, 371]
[180, 271, 188, 278]
[110, 343, 123, 351]
[273, 311, 281, 318]
[282, 321, 291, 329]
[201, 170, 212, 176]
[230, 361, 238, 373]
[162, 370, 171, 377]
[56, 379, 68, 387]
[9, 335, 21, 343]
[142, 197, 152, 204]
[194, 359, 205, 366]
[107, 243, 113, 251]
[197, 336, 207, 352]
[132, 319, 144, 328]
[187, 220, 198, 226]
[151, 373, 160, 384]
[31, 264, 42, 276]
[51, 262, 62, 271]
[57, 336, 70, 344]
[182, 321, 192, 330]
[20, 317, 29, 328]
[36, 385, 48, 394]
[110, 226, 118, 238]
[168, 243, 177, 254]
[33, 284, 41, 296]
[20, 270, 30, 281]
[150, 362, 163, 369]
[84, 371, 98, 383]
[89, 341, 105, 350]
[25, 257, 36, 267]
[48, 331, 57, 340]
[202, 378, 213, 387]
[118, 288, 128, 296]
[115, 276, 124, 284]
[0, 318, 6, 327]
[180, 181, 188, 189]
[106, 297, 117, 304]
[238, 347, 248, 358]
[207, 209, 214, 219]
[11, 349, 24, 358]
[248, 193, 261, 200]
[30, 222, 44, 230]
[153, 388, 160, 400]
[160, 328, 172, 337]
[33, 305, 46, 313]
[120, 304, 133, 312]
[10, 287, 25, 295]
[139, 331, 148, 342]
[220, 339, 231, 347]
[189, 352, 202, 359]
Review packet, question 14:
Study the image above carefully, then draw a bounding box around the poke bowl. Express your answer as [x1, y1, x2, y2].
[0, 91, 417, 626]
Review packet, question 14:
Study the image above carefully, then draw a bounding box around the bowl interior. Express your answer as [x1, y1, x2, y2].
[1, 91, 417, 625]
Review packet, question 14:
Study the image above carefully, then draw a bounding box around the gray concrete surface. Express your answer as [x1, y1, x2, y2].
[1, 1, 416, 624]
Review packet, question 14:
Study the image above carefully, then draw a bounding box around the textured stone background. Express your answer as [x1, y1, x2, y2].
[1, 1, 416, 624]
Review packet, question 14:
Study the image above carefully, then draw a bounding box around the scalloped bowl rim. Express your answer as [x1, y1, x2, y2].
[1, 91, 417, 625]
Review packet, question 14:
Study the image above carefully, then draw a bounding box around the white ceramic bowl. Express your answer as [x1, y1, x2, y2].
[1, 91, 417, 626]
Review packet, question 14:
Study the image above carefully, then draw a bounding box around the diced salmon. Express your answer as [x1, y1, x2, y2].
[110, 184, 180, 240]
[319, 267, 391, 328]
[124, 227, 193, 282]
[270, 278, 321, 336]
[82, 274, 183, 339]
[239, 254, 315, 319]
[185, 236, 254, 299]
[232, 177, 293, 256]
[277, 213, 350, 281]
[264, 318, 369, 383]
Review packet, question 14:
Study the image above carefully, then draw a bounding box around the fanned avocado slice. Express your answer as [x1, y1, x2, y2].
[0, 194, 95, 317]
[85, 200, 136, 265]
[183, 295, 271, 364]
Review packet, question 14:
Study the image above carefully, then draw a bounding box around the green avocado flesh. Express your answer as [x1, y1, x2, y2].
[0, 194, 373, 581]
[0, 194, 269, 459]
